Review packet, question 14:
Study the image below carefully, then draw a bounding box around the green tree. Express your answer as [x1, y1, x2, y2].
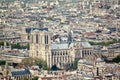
[112, 39, 117, 43]
[6, 42, 9, 46]
[0, 60, 6, 65]
[89, 39, 119, 46]
[19, 58, 50, 70]
[19, 57, 34, 67]
[112, 55, 120, 63]
[27, 43, 30, 50]
[71, 59, 79, 70]
[51, 64, 61, 70]
[34, 58, 50, 70]
[101, 55, 109, 62]
[0, 41, 4, 46]
[16, 43, 20, 49]
[46, 17, 52, 20]
[11, 43, 30, 49]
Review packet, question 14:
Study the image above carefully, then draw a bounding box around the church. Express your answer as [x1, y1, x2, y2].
[29, 28, 93, 69]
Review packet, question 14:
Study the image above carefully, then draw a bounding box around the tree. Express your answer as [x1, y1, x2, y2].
[16, 43, 20, 49]
[46, 17, 52, 20]
[51, 64, 60, 70]
[27, 43, 30, 50]
[89, 39, 119, 46]
[0, 60, 6, 65]
[35, 59, 50, 70]
[19, 57, 34, 67]
[112, 39, 117, 43]
[112, 55, 120, 63]
[103, 55, 120, 63]
[0, 41, 4, 46]
[70, 59, 79, 70]
[19, 58, 50, 70]
[11, 43, 30, 49]
[101, 55, 109, 63]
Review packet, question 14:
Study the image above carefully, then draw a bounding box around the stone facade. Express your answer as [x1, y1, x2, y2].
[29, 30, 51, 67]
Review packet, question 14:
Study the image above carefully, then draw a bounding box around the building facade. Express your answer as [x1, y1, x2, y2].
[29, 29, 52, 67]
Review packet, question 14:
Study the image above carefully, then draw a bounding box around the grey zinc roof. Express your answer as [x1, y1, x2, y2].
[81, 42, 92, 48]
[11, 69, 31, 76]
[51, 43, 74, 50]
[51, 42, 92, 50]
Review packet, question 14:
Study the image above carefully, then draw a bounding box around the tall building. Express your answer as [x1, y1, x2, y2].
[29, 29, 52, 67]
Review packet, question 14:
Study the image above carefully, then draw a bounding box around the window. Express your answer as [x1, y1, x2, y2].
[61, 52, 62, 55]
[28, 35, 30, 40]
[66, 51, 68, 55]
[63, 52, 64, 55]
[52, 52, 54, 56]
[31, 35, 33, 43]
[44, 35, 48, 44]
[44, 35, 46, 44]
[36, 34, 39, 43]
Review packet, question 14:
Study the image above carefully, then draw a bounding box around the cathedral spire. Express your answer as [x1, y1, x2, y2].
[67, 27, 73, 46]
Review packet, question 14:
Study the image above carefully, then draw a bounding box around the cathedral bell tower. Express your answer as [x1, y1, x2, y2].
[29, 29, 52, 67]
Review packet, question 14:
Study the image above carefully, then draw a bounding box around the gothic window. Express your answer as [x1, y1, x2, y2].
[31, 35, 33, 43]
[52, 52, 54, 56]
[82, 50, 84, 57]
[28, 34, 30, 40]
[36, 34, 38, 43]
[54, 57, 56, 63]
[63, 52, 65, 55]
[66, 51, 68, 55]
[63, 57, 64, 61]
[60, 52, 62, 55]
[90, 52, 91, 55]
[44, 35, 48, 44]
[46, 35, 48, 44]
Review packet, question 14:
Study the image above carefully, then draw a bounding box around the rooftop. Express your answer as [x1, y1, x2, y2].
[81, 42, 92, 48]
[25, 28, 48, 33]
[11, 69, 31, 76]
[51, 42, 74, 50]
[51, 41, 92, 50]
